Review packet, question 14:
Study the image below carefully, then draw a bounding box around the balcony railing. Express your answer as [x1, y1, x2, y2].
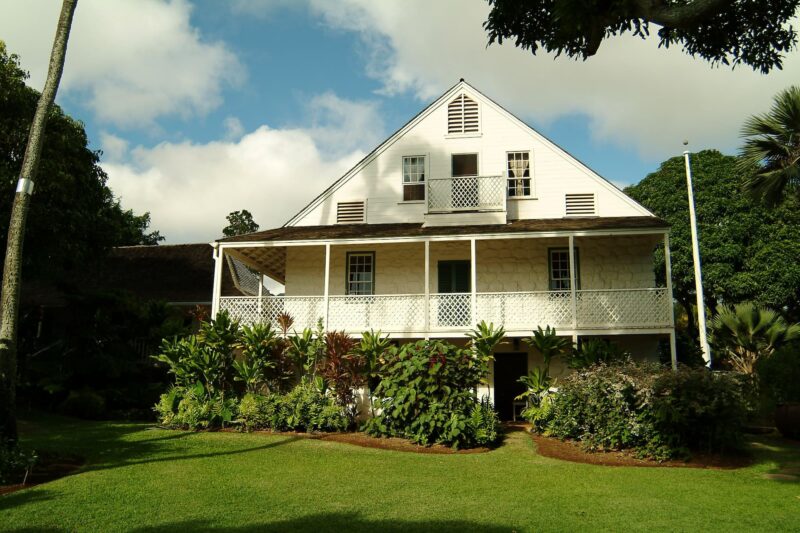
[427, 175, 505, 213]
[218, 288, 671, 334]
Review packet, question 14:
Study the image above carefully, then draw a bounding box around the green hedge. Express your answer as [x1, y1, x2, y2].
[537, 363, 748, 460]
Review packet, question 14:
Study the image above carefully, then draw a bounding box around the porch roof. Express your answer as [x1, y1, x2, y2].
[218, 216, 669, 244]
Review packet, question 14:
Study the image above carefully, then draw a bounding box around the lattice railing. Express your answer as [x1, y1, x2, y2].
[429, 293, 472, 329]
[328, 294, 426, 333]
[219, 296, 324, 331]
[219, 288, 672, 333]
[476, 291, 572, 330]
[576, 289, 671, 329]
[427, 175, 505, 212]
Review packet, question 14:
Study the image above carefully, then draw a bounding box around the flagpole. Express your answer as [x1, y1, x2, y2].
[683, 145, 711, 366]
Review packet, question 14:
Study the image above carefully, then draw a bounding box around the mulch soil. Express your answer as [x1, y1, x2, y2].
[528, 432, 753, 469]
[0, 452, 84, 496]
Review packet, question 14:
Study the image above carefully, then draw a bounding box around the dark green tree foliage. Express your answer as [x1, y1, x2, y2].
[222, 210, 259, 237]
[0, 43, 162, 285]
[625, 150, 800, 322]
[484, 0, 799, 73]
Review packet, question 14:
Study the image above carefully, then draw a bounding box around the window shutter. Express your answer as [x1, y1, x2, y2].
[336, 201, 366, 224]
[447, 94, 479, 134]
[565, 193, 596, 216]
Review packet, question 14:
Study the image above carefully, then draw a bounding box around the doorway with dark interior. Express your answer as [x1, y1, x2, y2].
[493, 352, 528, 421]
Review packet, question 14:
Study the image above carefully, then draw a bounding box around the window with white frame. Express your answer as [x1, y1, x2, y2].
[507, 151, 531, 197]
[346, 252, 375, 295]
[548, 248, 579, 290]
[402, 156, 425, 201]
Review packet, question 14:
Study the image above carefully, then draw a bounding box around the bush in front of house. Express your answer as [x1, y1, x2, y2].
[536, 362, 748, 460]
[236, 386, 350, 433]
[364, 323, 504, 449]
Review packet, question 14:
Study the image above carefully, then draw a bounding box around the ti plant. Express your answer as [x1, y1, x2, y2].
[525, 326, 572, 368]
[357, 329, 392, 416]
[467, 321, 506, 360]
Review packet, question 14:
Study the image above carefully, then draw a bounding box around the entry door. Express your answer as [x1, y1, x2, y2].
[437, 260, 470, 326]
[451, 154, 478, 208]
[493, 353, 528, 421]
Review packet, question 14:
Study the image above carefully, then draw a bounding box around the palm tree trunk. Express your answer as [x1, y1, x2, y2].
[0, 0, 77, 444]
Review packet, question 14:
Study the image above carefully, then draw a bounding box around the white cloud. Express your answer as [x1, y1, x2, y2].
[285, 0, 800, 160]
[223, 117, 245, 140]
[102, 95, 383, 243]
[0, 0, 244, 128]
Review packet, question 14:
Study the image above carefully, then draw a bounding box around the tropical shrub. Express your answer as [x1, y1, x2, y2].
[0, 442, 37, 485]
[711, 302, 800, 374]
[155, 383, 237, 430]
[538, 362, 748, 460]
[517, 327, 571, 429]
[234, 386, 349, 433]
[317, 331, 365, 421]
[568, 338, 629, 369]
[365, 322, 504, 449]
[755, 346, 800, 408]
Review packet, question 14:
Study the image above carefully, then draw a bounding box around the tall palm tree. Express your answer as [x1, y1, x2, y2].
[0, 0, 77, 444]
[739, 85, 800, 206]
[710, 303, 800, 375]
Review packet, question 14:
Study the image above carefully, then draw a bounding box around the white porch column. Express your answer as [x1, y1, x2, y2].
[211, 244, 224, 318]
[257, 274, 264, 321]
[568, 234, 578, 331]
[424, 240, 430, 337]
[470, 238, 477, 327]
[664, 233, 678, 370]
[323, 243, 331, 331]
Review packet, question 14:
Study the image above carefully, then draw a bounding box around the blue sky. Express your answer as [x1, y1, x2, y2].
[1, 1, 798, 242]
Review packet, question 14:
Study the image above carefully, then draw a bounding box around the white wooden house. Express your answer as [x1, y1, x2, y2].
[209, 80, 676, 419]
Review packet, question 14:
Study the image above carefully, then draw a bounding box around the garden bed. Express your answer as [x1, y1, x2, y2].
[0, 452, 84, 496]
[529, 433, 753, 469]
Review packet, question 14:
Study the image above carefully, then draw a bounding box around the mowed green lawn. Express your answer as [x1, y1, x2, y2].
[2, 414, 798, 532]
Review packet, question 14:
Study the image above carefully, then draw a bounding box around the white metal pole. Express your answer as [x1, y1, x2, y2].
[683, 150, 711, 366]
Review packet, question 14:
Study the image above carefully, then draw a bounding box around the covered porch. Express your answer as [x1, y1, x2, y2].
[210, 218, 676, 365]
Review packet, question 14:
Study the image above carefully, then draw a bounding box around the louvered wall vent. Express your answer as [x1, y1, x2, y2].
[336, 201, 366, 224]
[447, 94, 479, 134]
[565, 193, 596, 216]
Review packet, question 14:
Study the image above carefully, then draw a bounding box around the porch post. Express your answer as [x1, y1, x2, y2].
[257, 274, 264, 321]
[211, 244, 223, 318]
[424, 240, 430, 337]
[323, 243, 331, 331]
[664, 233, 678, 370]
[568, 234, 578, 331]
[470, 238, 477, 327]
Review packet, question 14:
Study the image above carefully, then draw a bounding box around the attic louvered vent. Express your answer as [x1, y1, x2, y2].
[565, 193, 596, 216]
[337, 201, 366, 224]
[447, 94, 479, 134]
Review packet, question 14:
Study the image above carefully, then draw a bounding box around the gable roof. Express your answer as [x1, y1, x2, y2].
[284, 79, 654, 226]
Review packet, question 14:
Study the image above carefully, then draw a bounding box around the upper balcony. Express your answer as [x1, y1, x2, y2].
[425, 175, 507, 227]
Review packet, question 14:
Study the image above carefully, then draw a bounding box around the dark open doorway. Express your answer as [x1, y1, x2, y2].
[493, 352, 528, 421]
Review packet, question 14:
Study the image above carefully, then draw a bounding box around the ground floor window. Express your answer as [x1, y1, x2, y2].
[549, 248, 579, 290]
[346, 252, 375, 295]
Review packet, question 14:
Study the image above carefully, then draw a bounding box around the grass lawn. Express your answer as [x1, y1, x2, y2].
[2, 414, 799, 532]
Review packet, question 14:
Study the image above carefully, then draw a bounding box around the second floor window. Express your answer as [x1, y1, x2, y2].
[549, 248, 580, 290]
[402, 156, 425, 201]
[347, 252, 375, 295]
[507, 151, 531, 197]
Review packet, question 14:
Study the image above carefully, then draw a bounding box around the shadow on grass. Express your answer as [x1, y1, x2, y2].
[17, 413, 303, 475]
[751, 434, 800, 483]
[128, 513, 514, 533]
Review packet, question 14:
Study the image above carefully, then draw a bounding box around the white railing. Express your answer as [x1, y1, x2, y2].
[576, 288, 672, 329]
[427, 175, 505, 213]
[328, 294, 426, 332]
[219, 295, 324, 331]
[220, 288, 671, 334]
[477, 291, 573, 330]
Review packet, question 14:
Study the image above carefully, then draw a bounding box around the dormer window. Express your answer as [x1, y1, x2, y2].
[447, 94, 479, 134]
[402, 156, 426, 201]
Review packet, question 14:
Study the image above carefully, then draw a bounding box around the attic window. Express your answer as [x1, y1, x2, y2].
[565, 194, 596, 216]
[337, 201, 366, 224]
[447, 94, 479, 134]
